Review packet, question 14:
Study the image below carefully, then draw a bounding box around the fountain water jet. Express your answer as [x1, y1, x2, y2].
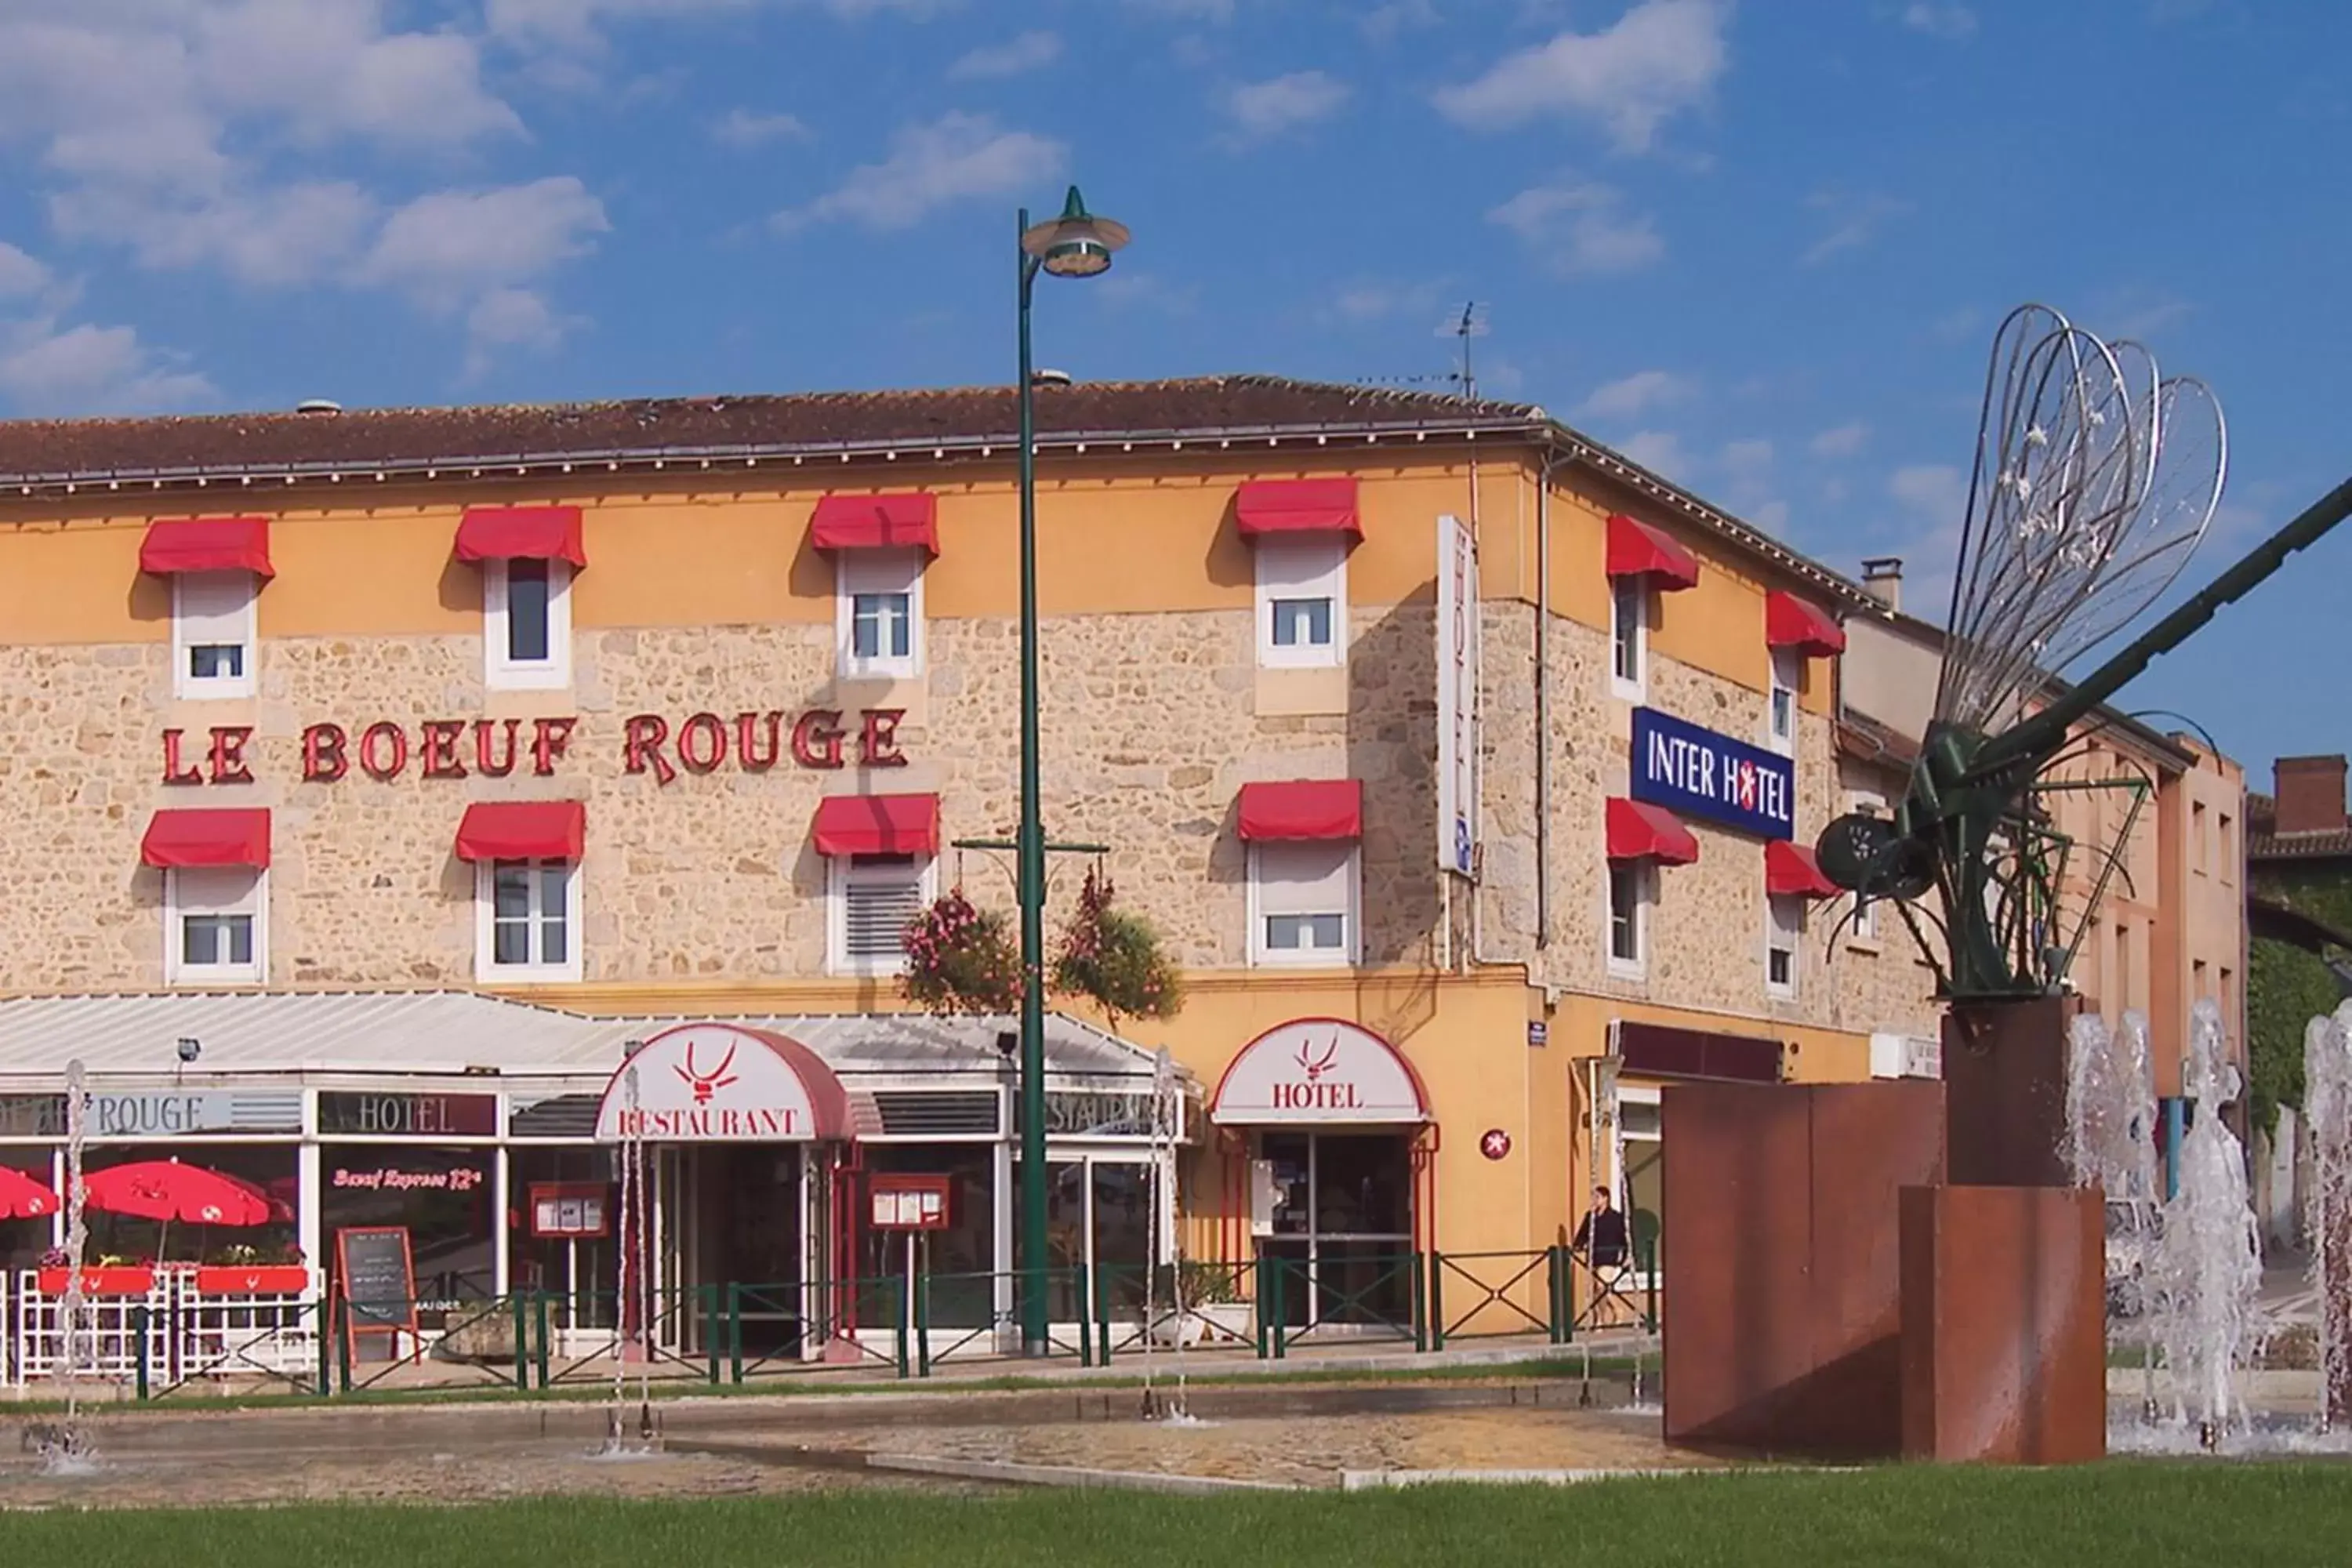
[2303, 1002, 2352, 1430]
[32, 1058, 97, 1472]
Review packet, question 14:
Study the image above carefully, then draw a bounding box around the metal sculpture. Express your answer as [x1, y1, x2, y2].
[1818, 303, 2352, 1000]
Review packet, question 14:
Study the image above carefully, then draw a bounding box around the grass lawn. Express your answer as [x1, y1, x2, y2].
[3, 1464, 2348, 1567]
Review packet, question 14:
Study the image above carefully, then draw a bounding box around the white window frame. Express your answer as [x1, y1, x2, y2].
[1606, 859, 1653, 979]
[484, 557, 572, 691]
[1246, 840, 1360, 966]
[1766, 647, 1802, 753]
[834, 550, 927, 681]
[474, 857, 583, 983]
[1609, 576, 1647, 699]
[826, 851, 940, 976]
[1844, 789, 1886, 946]
[171, 570, 259, 700]
[163, 866, 267, 985]
[1254, 537, 1348, 670]
[1766, 893, 1802, 999]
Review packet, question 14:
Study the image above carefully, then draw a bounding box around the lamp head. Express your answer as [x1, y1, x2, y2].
[176, 1037, 201, 1065]
[1021, 186, 1129, 278]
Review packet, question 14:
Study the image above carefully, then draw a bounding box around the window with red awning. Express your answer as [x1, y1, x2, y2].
[1234, 478, 1362, 542]
[454, 800, 587, 862]
[1606, 797, 1699, 865]
[1766, 590, 1846, 657]
[1605, 514, 1700, 592]
[141, 808, 272, 869]
[811, 793, 940, 858]
[1236, 779, 1363, 841]
[139, 517, 274, 579]
[453, 506, 587, 568]
[1765, 840, 1840, 899]
[811, 494, 940, 556]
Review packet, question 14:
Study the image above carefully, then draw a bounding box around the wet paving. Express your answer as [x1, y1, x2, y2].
[0, 1378, 1695, 1509]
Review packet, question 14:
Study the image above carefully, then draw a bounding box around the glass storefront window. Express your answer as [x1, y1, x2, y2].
[2, 1148, 53, 1273]
[80, 1145, 299, 1270]
[321, 1145, 494, 1309]
[1250, 1131, 1414, 1330]
[510, 1146, 613, 1330]
[862, 1146, 994, 1329]
[1012, 1156, 1167, 1327]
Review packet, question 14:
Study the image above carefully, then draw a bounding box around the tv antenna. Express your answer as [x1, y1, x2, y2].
[1438, 302, 1490, 401]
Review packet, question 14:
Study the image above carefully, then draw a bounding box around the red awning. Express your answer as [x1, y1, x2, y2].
[1605, 514, 1699, 591]
[1765, 840, 1840, 899]
[811, 793, 940, 857]
[1606, 798, 1699, 866]
[811, 494, 940, 556]
[139, 517, 274, 579]
[141, 808, 271, 869]
[1766, 590, 1846, 657]
[453, 506, 587, 568]
[454, 800, 586, 862]
[1235, 478, 1362, 542]
[1237, 779, 1363, 842]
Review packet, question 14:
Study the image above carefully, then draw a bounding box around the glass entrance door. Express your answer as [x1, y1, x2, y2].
[1013, 1153, 1167, 1327]
[1258, 1131, 1414, 1329]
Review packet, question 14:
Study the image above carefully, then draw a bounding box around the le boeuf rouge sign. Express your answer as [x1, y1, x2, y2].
[159, 709, 908, 787]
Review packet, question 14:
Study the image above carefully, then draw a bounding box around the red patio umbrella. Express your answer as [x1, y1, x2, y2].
[0, 1164, 58, 1221]
[81, 1161, 286, 1226]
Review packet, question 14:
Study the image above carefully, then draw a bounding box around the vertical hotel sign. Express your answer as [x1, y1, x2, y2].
[1435, 514, 1479, 877]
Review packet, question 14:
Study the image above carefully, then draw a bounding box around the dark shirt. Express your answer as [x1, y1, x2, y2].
[1573, 1207, 1630, 1267]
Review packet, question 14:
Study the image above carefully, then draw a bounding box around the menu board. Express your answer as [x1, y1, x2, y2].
[335, 1225, 418, 1338]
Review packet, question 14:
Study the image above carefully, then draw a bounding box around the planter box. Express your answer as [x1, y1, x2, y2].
[438, 1312, 518, 1363]
[1148, 1300, 1253, 1349]
[193, 1266, 311, 1296]
[37, 1266, 156, 1297]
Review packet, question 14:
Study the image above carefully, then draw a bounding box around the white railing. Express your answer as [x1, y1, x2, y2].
[5, 1268, 319, 1389]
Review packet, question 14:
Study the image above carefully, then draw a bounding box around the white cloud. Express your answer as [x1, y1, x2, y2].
[1575, 368, 1690, 419]
[1362, 0, 1439, 42]
[1900, 3, 1977, 39]
[0, 244, 52, 299]
[1487, 177, 1664, 277]
[463, 286, 579, 379]
[0, 317, 212, 416]
[1433, 0, 1730, 153]
[948, 30, 1062, 79]
[712, 107, 812, 147]
[1810, 421, 1870, 458]
[776, 113, 1065, 232]
[1616, 430, 1692, 479]
[1889, 463, 1966, 523]
[53, 180, 379, 288]
[1802, 191, 1911, 264]
[1126, 0, 1236, 19]
[361, 178, 612, 307]
[1887, 463, 1969, 612]
[1221, 71, 1351, 143]
[1089, 270, 1200, 314]
[1721, 437, 1773, 474]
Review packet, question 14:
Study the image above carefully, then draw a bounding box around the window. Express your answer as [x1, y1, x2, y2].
[485, 558, 572, 690]
[835, 550, 925, 681]
[1766, 895, 1802, 997]
[2217, 812, 2235, 884]
[165, 866, 265, 985]
[1845, 790, 1886, 943]
[2192, 800, 2209, 876]
[829, 852, 935, 975]
[1767, 648, 1801, 752]
[476, 858, 581, 982]
[2194, 957, 2210, 999]
[1610, 577, 1646, 695]
[1254, 538, 1346, 670]
[172, 571, 258, 699]
[1248, 840, 1359, 965]
[1606, 861, 1653, 977]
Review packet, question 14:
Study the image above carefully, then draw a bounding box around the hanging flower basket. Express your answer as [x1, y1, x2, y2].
[1053, 868, 1183, 1026]
[901, 887, 1023, 1015]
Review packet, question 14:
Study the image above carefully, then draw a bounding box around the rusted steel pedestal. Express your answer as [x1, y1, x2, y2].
[1941, 995, 2082, 1189]
[1661, 1080, 1946, 1456]
[1899, 1183, 2107, 1463]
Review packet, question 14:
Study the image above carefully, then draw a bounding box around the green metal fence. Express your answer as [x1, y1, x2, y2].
[914, 1267, 1094, 1376]
[1429, 1248, 1572, 1348]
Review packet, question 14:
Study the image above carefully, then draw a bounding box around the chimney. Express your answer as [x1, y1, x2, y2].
[1860, 557, 1902, 612]
[2274, 755, 2349, 836]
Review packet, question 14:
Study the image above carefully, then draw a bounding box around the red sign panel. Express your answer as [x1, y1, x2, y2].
[869, 1174, 953, 1232]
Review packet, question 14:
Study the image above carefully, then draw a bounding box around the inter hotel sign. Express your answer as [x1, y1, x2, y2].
[1630, 706, 1795, 841]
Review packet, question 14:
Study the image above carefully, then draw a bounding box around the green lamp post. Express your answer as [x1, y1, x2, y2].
[1014, 187, 1129, 1354]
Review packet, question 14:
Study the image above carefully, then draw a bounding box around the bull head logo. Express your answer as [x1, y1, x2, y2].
[1294, 1036, 1340, 1082]
[675, 1040, 740, 1106]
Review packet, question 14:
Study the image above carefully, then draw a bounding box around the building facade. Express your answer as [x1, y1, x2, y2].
[0, 377, 1937, 1351]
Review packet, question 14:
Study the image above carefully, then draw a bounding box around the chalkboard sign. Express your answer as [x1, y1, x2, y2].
[335, 1225, 417, 1341]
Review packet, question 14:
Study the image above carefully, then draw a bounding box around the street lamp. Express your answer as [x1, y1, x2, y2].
[1014, 186, 1128, 1354]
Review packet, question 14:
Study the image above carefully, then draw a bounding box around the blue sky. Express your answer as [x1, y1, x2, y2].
[0, 0, 2344, 778]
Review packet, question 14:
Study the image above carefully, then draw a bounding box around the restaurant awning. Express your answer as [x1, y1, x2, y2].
[1234, 477, 1362, 542]
[140, 808, 271, 869]
[1766, 590, 1846, 658]
[593, 1023, 853, 1144]
[1237, 779, 1363, 842]
[1765, 840, 1840, 899]
[810, 494, 940, 556]
[1606, 797, 1699, 865]
[452, 506, 587, 568]
[811, 793, 940, 857]
[139, 517, 274, 579]
[1210, 1018, 1429, 1126]
[454, 800, 586, 862]
[1605, 514, 1700, 592]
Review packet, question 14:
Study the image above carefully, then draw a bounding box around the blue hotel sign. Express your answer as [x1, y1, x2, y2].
[1630, 707, 1795, 841]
